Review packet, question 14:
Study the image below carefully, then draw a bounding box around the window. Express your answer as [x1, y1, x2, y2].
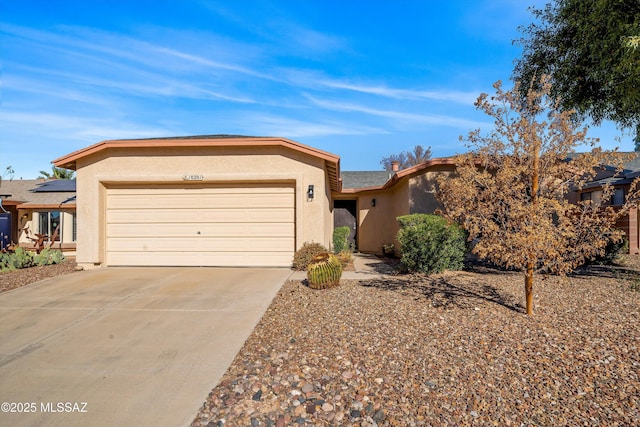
[581, 188, 625, 206]
[580, 190, 603, 205]
[37, 211, 62, 241]
[612, 188, 625, 206]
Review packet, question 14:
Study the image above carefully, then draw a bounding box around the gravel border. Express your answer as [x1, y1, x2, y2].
[0, 259, 78, 293]
[193, 264, 640, 426]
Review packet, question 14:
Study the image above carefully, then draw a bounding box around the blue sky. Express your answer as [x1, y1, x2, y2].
[0, 0, 634, 179]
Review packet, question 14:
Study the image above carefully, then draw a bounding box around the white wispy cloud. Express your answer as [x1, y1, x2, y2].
[240, 114, 389, 138]
[319, 80, 479, 104]
[306, 95, 487, 129]
[8, 60, 256, 104]
[148, 46, 277, 81]
[199, 1, 346, 58]
[2, 23, 277, 87]
[1, 111, 174, 144]
[2, 75, 116, 107]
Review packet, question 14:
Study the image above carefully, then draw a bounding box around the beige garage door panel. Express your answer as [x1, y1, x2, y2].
[107, 237, 293, 252]
[107, 222, 293, 237]
[107, 251, 293, 267]
[107, 208, 294, 224]
[108, 188, 293, 209]
[106, 185, 295, 267]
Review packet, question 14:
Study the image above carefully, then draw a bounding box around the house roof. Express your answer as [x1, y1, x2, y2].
[623, 153, 640, 172]
[53, 135, 342, 192]
[568, 152, 640, 189]
[340, 158, 457, 193]
[0, 179, 76, 209]
[340, 171, 392, 189]
[31, 179, 77, 192]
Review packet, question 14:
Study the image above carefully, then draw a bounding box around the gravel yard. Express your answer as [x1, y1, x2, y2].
[0, 258, 78, 293]
[2, 255, 639, 426]
[193, 261, 640, 426]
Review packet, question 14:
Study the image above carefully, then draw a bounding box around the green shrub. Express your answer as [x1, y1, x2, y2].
[306, 253, 343, 289]
[1, 247, 35, 271]
[382, 243, 396, 257]
[34, 248, 65, 266]
[397, 213, 467, 274]
[0, 247, 65, 271]
[588, 235, 628, 265]
[292, 242, 330, 271]
[332, 226, 351, 253]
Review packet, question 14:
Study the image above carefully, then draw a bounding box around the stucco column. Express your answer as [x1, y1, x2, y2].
[629, 206, 638, 255]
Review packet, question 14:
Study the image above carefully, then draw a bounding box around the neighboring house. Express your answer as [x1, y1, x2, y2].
[567, 153, 640, 255]
[0, 179, 77, 252]
[50, 135, 638, 269]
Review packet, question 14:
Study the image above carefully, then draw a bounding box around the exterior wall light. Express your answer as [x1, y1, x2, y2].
[307, 185, 314, 200]
[371, 198, 376, 207]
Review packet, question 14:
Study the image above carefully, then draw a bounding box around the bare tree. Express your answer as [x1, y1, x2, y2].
[437, 77, 639, 315]
[381, 145, 432, 171]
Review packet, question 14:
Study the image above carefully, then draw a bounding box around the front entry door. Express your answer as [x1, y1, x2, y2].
[333, 199, 357, 250]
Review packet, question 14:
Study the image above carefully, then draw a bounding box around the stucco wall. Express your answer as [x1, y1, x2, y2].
[74, 145, 332, 268]
[356, 182, 409, 254]
[354, 167, 454, 255]
[408, 168, 453, 214]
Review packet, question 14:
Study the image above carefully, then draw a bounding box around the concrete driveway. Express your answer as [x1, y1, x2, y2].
[0, 267, 291, 427]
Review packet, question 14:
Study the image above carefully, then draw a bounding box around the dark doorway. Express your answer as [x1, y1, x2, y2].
[334, 199, 357, 250]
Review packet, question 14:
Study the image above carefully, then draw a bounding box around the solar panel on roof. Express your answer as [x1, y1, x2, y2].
[31, 180, 76, 192]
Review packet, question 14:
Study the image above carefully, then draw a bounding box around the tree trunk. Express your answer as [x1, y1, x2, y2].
[525, 141, 539, 316]
[525, 260, 534, 315]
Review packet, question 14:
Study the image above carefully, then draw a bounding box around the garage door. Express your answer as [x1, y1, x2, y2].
[105, 184, 295, 266]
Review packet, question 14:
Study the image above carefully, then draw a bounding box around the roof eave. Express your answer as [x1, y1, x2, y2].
[52, 136, 342, 191]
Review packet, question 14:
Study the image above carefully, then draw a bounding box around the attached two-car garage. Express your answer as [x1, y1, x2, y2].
[105, 184, 295, 267]
[53, 136, 340, 269]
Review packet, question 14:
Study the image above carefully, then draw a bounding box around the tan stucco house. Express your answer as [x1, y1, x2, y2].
[45, 135, 638, 269]
[0, 179, 77, 252]
[52, 136, 343, 269]
[51, 135, 462, 269]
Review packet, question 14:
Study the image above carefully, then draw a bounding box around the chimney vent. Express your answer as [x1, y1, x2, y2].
[391, 161, 399, 172]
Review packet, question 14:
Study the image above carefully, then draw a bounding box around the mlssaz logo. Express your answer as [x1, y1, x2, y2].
[40, 402, 88, 413]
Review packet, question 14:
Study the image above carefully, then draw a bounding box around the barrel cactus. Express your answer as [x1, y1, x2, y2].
[306, 253, 343, 289]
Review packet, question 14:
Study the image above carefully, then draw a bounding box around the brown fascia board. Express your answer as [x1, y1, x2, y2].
[52, 136, 342, 191]
[17, 203, 77, 210]
[340, 158, 458, 194]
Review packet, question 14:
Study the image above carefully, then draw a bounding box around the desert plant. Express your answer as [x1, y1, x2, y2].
[332, 226, 351, 253]
[382, 243, 396, 257]
[0, 247, 65, 271]
[397, 214, 467, 275]
[0, 247, 35, 271]
[34, 248, 65, 266]
[292, 242, 330, 271]
[334, 250, 353, 269]
[307, 253, 343, 289]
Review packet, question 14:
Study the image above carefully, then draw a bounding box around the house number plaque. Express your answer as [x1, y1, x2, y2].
[182, 174, 204, 181]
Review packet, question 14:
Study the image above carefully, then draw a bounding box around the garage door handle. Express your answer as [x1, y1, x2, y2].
[197, 231, 201, 235]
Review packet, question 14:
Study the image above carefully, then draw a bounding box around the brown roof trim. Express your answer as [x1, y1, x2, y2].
[17, 203, 77, 210]
[53, 136, 342, 191]
[339, 158, 457, 194]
